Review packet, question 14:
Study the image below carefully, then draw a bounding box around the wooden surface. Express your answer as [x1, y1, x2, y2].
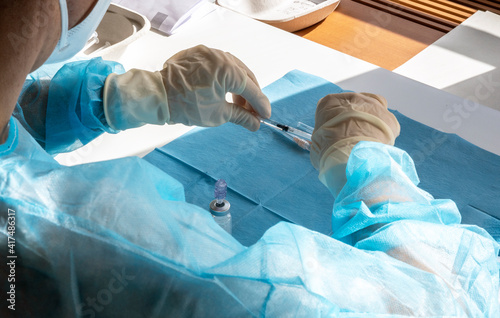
[294, 0, 500, 70]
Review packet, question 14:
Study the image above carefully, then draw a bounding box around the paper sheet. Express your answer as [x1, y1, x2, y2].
[112, 0, 214, 35]
[144, 70, 500, 245]
[395, 11, 500, 111]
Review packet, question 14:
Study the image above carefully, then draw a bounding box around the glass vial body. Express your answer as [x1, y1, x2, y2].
[212, 213, 232, 234]
[210, 199, 231, 234]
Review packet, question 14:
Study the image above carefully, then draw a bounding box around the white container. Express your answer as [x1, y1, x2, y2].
[216, 0, 341, 32]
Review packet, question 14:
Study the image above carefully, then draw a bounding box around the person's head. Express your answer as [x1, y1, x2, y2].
[1, 0, 100, 71]
[0, 0, 104, 140]
[36, 0, 101, 70]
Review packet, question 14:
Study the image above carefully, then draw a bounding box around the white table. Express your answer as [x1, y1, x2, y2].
[396, 11, 500, 113]
[55, 3, 500, 165]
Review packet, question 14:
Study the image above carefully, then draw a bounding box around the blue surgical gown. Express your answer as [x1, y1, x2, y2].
[0, 59, 499, 317]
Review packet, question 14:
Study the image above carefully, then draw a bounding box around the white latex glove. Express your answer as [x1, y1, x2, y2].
[310, 93, 400, 196]
[103, 45, 271, 131]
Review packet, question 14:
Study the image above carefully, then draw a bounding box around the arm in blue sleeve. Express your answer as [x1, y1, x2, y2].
[332, 140, 462, 244]
[331, 141, 500, 315]
[13, 58, 125, 155]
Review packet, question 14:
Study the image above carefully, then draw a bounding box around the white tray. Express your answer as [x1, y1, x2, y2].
[216, 0, 340, 32]
[82, 3, 151, 60]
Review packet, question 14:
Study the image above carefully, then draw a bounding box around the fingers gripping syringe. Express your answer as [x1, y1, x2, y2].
[259, 118, 312, 151]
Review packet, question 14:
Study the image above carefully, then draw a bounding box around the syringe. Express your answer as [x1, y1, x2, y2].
[260, 118, 312, 151]
[260, 118, 312, 141]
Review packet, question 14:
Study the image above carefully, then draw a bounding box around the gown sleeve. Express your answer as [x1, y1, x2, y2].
[13, 57, 125, 155]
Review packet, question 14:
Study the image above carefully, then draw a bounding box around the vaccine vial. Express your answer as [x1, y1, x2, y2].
[209, 199, 232, 234]
[210, 179, 232, 234]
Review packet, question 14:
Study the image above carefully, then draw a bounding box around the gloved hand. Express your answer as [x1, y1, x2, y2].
[103, 45, 271, 132]
[310, 92, 400, 196]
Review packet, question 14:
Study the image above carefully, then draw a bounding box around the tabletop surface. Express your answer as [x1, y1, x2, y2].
[55, 3, 500, 165]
